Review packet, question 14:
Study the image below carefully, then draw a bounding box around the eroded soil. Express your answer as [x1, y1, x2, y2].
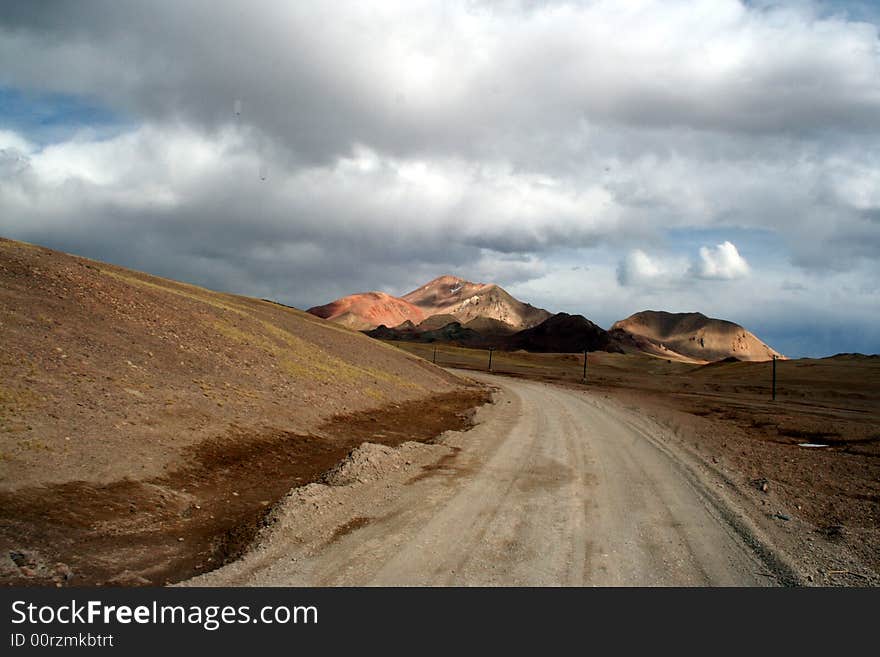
[0, 388, 490, 586]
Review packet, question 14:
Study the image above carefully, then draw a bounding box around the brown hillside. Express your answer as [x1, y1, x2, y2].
[0, 237, 486, 586]
[463, 316, 520, 336]
[612, 310, 783, 362]
[0, 238, 464, 490]
[411, 313, 459, 332]
[306, 291, 425, 331]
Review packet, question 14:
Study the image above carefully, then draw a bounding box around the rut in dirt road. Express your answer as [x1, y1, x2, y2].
[191, 373, 790, 586]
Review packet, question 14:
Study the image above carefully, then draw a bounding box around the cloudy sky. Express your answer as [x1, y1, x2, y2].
[1, 0, 878, 357]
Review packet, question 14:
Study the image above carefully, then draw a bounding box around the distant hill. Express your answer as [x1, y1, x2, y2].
[307, 291, 424, 331]
[611, 311, 783, 362]
[313, 277, 785, 363]
[308, 275, 550, 332]
[364, 311, 519, 348]
[364, 320, 488, 348]
[825, 353, 880, 360]
[503, 313, 623, 354]
[463, 316, 520, 336]
[402, 275, 551, 331]
[411, 314, 459, 332]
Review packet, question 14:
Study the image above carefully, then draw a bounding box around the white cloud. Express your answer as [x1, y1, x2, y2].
[0, 129, 34, 153]
[0, 123, 624, 254]
[617, 241, 750, 287]
[694, 241, 750, 280]
[616, 249, 690, 287]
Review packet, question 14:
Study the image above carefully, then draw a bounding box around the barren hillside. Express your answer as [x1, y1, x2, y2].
[612, 310, 783, 362]
[306, 291, 425, 331]
[0, 237, 482, 585]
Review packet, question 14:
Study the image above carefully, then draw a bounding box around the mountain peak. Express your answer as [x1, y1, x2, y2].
[428, 274, 472, 285]
[307, 275, 550, 331]
[405, 274, 484, 295]
[402, 275, 547, 330]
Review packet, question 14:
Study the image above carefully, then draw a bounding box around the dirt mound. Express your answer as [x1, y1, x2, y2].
[503, 313, 623, 354]
[322, 442, 413, 486]
[612, 310, 783, 362]
[306, 291, 425, 330]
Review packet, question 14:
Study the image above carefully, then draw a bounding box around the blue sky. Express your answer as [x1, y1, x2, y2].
[0, 86, 125, 145]
[1, 1, 878, 358]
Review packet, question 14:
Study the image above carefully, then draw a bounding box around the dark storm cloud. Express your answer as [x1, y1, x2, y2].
[4, 1, 880, 161]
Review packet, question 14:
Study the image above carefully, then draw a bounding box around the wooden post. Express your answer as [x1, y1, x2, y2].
[772, 355, 777, 401]
[488, 347, 494, 372]
[582, 349, 588, 382]
[432, 345, 437, 364]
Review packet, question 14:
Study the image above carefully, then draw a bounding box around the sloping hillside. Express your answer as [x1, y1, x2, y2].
[607, 327, 704, 363]
[410, 313, 459, 331]
[612, 310, 783, 362]
[462, 316, 520, 336]
[0, 237, 483, 585]
[306, 291, 425, 330]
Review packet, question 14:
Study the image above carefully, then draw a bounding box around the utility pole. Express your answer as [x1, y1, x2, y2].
[772, 354, 777, 401]
[488, 347, 494, 372]
[582, 349, 588, 383]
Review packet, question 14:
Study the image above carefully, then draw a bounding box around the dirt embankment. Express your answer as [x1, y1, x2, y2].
[0, 388, 489, 586]
[0, 236, 488, 585]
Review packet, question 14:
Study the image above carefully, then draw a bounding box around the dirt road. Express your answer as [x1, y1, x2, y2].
[192, 372, 795, 586]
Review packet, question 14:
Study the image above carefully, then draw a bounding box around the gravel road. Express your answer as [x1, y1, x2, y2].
[192, 373, 787, 586]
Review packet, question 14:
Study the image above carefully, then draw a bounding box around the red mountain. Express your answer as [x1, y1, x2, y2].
[308, 275, 550, 332]
[307, 292, 424, 331]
